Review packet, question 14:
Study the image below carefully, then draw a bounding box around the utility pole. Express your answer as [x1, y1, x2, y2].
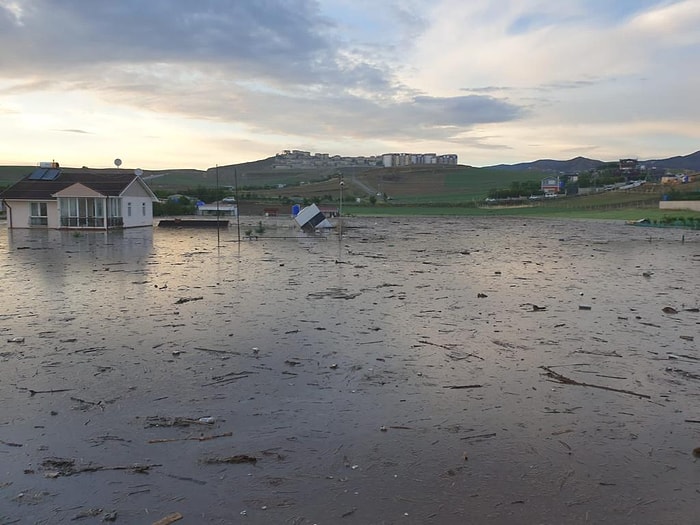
[339, 173, 344, 239]
[338, 173, 344, 262]
[234, 168, 241, 243]
[216, 165, 220, 248]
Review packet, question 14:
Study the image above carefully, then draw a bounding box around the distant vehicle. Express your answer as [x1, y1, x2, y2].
[619, 181, 646, 190]
[222, 197, 236, 204]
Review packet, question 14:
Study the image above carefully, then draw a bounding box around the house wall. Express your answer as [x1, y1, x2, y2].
[659, 201, 700, 212]
[121, 182, 155, 228]
[4, 200, 60, 229]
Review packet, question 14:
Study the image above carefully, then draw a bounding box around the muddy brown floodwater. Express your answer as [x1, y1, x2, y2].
[0, 216, 698, 525]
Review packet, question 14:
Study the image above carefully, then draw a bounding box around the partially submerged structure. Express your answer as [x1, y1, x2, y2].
[293, 203, 333, 232]
[158, 218, 229, 229]
[196, 201, 238, 217]
[1, 164, 158, 230]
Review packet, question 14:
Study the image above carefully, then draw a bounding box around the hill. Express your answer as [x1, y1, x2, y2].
[485, 150, 700, 174]
[0, 165, 34, 186]
[486, 156, 604, 173]
[2, 150, 699, 202]
[644, 150, 700, 171]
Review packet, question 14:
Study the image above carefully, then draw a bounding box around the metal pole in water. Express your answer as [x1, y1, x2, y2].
[216, 164, 220, 249]
[234, 168, 241, 244]
[338, 174, 344, 261]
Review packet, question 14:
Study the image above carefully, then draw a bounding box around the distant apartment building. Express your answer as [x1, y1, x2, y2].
[619, 159, 638, 172]
[275, 150, 380, 169]
[274, 150, 458, 169]
[618, 158, 647, 181]
[381, 153, 458, 167]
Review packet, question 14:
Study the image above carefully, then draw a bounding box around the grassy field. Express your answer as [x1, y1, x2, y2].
[252, 165, 551, 203]
[340, 204, 700, 221]
[337, 179, 700, 221]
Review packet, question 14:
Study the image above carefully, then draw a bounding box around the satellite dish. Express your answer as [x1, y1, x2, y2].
[114, 158, 122, 167]
[134, 168, 143, 176]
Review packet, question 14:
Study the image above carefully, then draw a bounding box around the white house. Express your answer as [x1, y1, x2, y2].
[1, 166, 159, 230]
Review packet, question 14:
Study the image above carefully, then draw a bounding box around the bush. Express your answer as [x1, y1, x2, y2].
[153, 201, 196, 216]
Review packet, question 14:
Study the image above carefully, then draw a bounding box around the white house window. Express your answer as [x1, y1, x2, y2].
[142, 202, 146, 216]
[127, 202, 132, 217]
[58, 197, 110, 227]
[108, 198, 121, 217]
[30, 202, 48, 226]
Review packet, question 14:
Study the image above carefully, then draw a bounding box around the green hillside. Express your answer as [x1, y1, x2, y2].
[0, 166, 33, 186]
[247, 165, 548, 203]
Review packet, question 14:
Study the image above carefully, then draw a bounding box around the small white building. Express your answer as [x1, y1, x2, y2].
[196, 201, 238, 216]
[1, 165, 158, 230]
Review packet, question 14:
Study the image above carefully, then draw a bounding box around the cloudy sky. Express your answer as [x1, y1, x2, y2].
[0, 0, 698, 170]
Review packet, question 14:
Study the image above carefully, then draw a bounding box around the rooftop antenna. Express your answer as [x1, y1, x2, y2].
[114, 158, 122, 168]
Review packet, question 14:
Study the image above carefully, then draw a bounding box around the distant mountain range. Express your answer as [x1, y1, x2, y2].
[485, 150, 700, 173]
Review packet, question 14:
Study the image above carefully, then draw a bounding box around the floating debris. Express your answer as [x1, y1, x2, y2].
[152, 513, 183, 525]
[662, 306, 678, 314]
[144, 416, 217, 428]
[202, 455, 257, 465]
[174, 296, 203, 305]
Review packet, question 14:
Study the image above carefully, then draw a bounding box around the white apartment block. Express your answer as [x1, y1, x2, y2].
[274, 150, 458, 169]
[381, 153, 458, 167]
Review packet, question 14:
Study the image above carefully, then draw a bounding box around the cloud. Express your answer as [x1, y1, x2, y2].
[409, 95, 521, 126]
[0, 0, 697, 168]
[0, 0, 524, 148]
[65, 69, 522, 143]
[58, 128, 90, 134]
[409, 0, 700, 89]
[0, 1, 408, 108]
[0, 1, 336, 83]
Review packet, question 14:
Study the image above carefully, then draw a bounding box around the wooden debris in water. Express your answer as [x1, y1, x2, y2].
[202, 454, 257, 465]
[152, 513, 183, 525]
[540, 366, 651, 399]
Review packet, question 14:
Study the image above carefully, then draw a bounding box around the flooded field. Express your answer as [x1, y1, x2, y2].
[0, 216, 698, 524]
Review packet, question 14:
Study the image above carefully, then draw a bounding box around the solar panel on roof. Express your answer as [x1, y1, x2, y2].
[28, 168, 48, 180]
[41, 168, 60, 180]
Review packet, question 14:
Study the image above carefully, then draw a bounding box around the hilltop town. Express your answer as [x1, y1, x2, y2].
[273, 150, 458, 169]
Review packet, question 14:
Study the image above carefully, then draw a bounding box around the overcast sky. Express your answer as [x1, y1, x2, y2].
[0, 0, 698, 170]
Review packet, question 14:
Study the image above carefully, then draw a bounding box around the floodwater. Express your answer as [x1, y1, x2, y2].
[0, 217, 698, 524]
